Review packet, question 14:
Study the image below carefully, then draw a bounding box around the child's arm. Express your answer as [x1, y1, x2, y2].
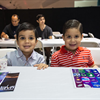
[90, 64, 99, 68]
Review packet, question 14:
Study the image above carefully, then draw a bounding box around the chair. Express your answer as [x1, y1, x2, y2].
[35, 40, 46, 63]
[0, 48, 16, 58]
[88, 33, 94, 38]
[15, 40, 19, 49]
[87, 47, 100, 66]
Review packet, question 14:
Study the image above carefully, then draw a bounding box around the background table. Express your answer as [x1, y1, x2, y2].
[0, 38, 100, 48]
[41, 38, 100, 47]
[0, 39, 16, 47]
[0, 67, 100, 100]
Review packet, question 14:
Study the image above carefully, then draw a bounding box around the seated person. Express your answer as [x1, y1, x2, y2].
[36, 14, 53, 64]
[0, 22, 48, 70]
[1, 14, 20, 39]
[51, 19, 98, 68]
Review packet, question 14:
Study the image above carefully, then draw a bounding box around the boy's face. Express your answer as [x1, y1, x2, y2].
[62, 28, 83, 53]
[37, 17, 45, 26]
[17, 30, 37, 55]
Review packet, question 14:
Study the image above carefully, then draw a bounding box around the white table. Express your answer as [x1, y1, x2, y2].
[0, 67, 100, 100]
[41, 38, 100, 47]
[53, 33, 88, 38]
[0, 38, 100, 48]
[0, 39, 16, 47]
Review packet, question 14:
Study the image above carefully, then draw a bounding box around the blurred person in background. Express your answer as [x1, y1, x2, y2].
[36, 14, 53, 64]
[0, 14, 20, 39]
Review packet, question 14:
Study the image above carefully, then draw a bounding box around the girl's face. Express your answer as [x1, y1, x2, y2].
[62, 28, 83, 53]
[17, 30, 37, 56]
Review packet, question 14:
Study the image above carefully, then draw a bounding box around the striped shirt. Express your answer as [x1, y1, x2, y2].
[50, 45, 94, 67]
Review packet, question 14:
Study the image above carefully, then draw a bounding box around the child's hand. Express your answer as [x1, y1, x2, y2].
[90, 64, 99, 68]
[34, 63, 48, 70]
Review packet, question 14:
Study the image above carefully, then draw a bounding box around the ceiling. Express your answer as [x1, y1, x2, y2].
[0, 0, 98, 9]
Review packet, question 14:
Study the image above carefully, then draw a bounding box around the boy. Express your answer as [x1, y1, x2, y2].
[0, 22, 48, 70]
[36, 14, 53, 64]
[36, 14, 52, 39]
[51, 19, 98, 68]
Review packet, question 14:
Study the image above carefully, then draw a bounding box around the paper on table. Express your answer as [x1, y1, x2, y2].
[0, 73, 19, 92]
[71, 68, 100, 88]
[0, 72, 8, 85]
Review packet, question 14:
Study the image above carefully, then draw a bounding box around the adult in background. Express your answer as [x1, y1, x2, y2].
[1, 14, 20, 39]
[36, 14, 53, 64]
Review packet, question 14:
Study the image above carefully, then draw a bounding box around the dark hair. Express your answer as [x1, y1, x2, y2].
[16, 22, 38, 41]
[63, 19, 83, 36]
[11, 14, 20, 20]
[36, 14, 45, 20]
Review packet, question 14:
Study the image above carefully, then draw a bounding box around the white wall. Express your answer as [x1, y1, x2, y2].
[0, 0, 98, 9]
[74, 0, 97, 7]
